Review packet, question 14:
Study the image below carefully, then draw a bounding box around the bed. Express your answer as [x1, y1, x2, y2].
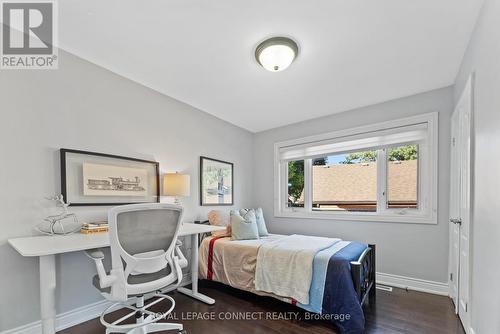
[198, 234, 376, 333]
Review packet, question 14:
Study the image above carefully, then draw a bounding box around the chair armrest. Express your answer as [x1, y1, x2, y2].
[175, 243, 188, 269]
[84, 248, 116, 288]
[85, 248, 105, 260]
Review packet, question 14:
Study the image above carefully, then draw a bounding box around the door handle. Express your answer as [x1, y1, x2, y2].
[450, 218, 462, 225]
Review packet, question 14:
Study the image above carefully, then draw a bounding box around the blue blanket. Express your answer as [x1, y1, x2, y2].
[298, 241, 368, 333]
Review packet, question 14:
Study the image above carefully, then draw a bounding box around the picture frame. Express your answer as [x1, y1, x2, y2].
[60, 149, 160, 206]
[200, 156, 234, 206]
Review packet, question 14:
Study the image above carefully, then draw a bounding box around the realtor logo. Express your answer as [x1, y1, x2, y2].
[1, 1, 58, 69]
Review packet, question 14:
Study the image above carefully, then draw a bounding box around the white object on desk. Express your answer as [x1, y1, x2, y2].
[8, 223, 225, 334]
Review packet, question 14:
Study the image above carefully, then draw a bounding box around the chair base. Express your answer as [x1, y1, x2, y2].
[105, 322, 184, 334]
[101, 293, 184, 334]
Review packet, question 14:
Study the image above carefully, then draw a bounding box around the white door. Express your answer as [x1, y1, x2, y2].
[449, 76, 473, 332]
[449, 109, 460, 312]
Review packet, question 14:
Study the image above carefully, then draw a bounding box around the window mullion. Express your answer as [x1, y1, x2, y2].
[282, 161, 289, 210]
[377, 149, 387, 213]
[419, 142, 427, 213]
[304, 158, 313, 212]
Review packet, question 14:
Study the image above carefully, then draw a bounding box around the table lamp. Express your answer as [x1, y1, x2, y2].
[163, 173, 190, 205]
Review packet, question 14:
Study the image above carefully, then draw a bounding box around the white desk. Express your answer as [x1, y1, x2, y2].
[8, 223, 225, 334]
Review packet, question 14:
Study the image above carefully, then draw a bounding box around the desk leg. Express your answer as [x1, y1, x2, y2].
[40, 255, 56, 334]
[178, 233, 215, 305]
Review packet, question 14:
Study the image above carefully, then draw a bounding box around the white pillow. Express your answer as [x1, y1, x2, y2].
[239, 207, 269, 237]
[207, 210, 231, 237]
[230, 210, 259, 241]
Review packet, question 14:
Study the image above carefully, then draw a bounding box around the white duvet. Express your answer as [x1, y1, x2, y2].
[254, 234, 340, 304]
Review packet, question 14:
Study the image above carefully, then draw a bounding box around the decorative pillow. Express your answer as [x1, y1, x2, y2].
[207, 210, 231, 237]
[239, 207, 269, 237]
[230, 210, 259, 241]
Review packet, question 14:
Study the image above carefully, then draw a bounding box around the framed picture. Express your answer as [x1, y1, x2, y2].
[60, 149, 160, 206]
[200, 156, 234, 206]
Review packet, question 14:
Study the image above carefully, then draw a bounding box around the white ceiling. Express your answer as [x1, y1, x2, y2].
[58, 0, 483, 132]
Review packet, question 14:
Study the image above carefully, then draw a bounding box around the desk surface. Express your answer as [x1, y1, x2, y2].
[8, 223, 224, 257]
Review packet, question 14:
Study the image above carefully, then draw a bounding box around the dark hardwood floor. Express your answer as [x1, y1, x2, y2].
[59, 282, 465, 334]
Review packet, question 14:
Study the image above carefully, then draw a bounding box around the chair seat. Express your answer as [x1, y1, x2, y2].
[92, 267, 172, 294]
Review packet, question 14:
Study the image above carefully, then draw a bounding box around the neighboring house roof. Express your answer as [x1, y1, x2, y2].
[385, 160, 418, 203]
[299, 160, 417, 204]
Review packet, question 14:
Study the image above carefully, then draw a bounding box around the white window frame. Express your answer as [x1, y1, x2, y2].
[273, 112, 438, 224]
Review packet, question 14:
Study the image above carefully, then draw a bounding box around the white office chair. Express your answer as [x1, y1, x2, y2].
[86, 203, 188, 334]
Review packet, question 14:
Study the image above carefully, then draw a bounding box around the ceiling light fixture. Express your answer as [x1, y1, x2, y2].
[255, 37, 298, 72]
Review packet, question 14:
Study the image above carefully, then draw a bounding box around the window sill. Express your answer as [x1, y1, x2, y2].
[274, 210, 437, 225]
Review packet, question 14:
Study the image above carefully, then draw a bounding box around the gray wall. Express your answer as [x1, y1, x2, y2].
[0, 50, 254, 331]
[454, 0, 500, 332]
[253, 87, 453, 283]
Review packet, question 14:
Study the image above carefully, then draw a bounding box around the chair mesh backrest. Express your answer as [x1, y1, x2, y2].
[116, 208, 181, 256]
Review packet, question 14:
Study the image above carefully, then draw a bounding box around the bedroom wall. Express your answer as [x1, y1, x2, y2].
[0, 50, 254, 331]
[253, 87, 453, 284]
[454, 0, 500, 332]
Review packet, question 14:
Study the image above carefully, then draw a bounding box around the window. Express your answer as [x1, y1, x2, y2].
[274, 113, 438, 224]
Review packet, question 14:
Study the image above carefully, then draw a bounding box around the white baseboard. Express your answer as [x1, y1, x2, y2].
[0, 299, 112, 334]
[1, 273, 192, 334]
[377, 272, 449, 296]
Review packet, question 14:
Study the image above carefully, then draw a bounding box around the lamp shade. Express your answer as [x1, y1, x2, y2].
[163, 173, 190, 197]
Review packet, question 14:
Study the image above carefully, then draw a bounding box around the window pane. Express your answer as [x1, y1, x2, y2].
[287, 160, 304, 208]
[312, 151, 377, 212]
[387, 144, 418, 209]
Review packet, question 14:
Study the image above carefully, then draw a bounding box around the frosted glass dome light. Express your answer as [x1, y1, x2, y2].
[255, 37, 298, 72]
